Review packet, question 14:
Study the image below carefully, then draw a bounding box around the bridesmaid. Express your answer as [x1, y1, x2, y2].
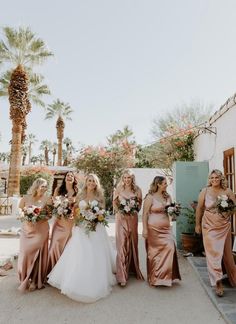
[47, 171, 78, 274]
[18, 178, 52, 292]
[113, 170, 144, 286]
[142, 176, 181, 287]
[195, 169, 236, 297]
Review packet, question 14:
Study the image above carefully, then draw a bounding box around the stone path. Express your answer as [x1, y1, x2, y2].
[188, 257, 236, 324]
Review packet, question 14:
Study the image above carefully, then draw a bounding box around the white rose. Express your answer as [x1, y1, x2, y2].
[120, 199, 126, 206]
[221, 201, 228, 208]
[57, 207, 64, 215]
[27, 207, 34, 215]
[94, 206, 100, 212]
[90, 200, 98, 207]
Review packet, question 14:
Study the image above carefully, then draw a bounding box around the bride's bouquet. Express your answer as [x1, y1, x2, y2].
[75, 200, 108, 234]
[17, 205, 51, 223]
[165, 202, 181, 220]
[52, 196, 74, 219]
[216, 195, 235, 217]
[118, 196, 140, 215]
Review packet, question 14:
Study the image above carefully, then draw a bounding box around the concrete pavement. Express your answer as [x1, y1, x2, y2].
[0, 215, 226, 324]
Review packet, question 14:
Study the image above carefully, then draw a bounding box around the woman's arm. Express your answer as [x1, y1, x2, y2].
[195, 188, 206, 234]
[113, 188, 119, 212]
[227, 188, 236, 204]
[18, 196, 26, 210]
[137, 188, 143, 211]
[142, 194, 152, 239]
[53, 187, 59, 199]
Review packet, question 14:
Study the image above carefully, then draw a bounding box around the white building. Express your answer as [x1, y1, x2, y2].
[194, 93, 236, 193]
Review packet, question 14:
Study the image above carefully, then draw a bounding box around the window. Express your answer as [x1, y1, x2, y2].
[223, 148, 235, 192]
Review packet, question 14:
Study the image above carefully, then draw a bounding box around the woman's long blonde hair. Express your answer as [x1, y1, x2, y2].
[116, 169, 139, 193]
[27, 178, 48, 197]
[78, 173, 104, 203]
[207, 169, 227, 190]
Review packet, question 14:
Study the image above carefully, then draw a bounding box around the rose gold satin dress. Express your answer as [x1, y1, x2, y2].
[146, 197, 181, 286]
[115, 194, 144, 284]
[18, 198, 49, 291]
[202, 191, 236, 286]
[47, 215, 74, 275]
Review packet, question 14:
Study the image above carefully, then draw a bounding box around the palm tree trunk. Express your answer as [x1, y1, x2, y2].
[57, 136, 63, 166]
[56, 117, 65, 166]
[45, 147, 49, 165]
[28, 143, 32, 164]
[8, 65, 31, 196]
[7, 121, 22, 196]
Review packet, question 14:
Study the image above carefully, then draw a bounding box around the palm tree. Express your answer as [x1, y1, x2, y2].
[30, 155, 38, 165]
[51, 142, 57, 166]
[40, 140, 52, 166]
[107, 125, 135, 146]
[45, 99, 73, 166]
[0, 26, 53, 196]
[63, 137, 74, 166]
[25, 133, 38, 165]
[21, 143, 27, 166]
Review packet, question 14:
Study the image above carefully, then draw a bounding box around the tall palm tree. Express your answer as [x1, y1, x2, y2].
[107, 125, 135, 146]
[25, 133, 38, 165]
[21, 142, 27, 166]
[0, 26, 53, 196]
[63, 137, 74, 166]
[45, 99, 73, 166]
[40, 140, 52, 166]
[51, 142, 57, 166]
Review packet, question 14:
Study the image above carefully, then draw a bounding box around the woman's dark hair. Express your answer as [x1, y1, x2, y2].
[58, 171, 78, 196]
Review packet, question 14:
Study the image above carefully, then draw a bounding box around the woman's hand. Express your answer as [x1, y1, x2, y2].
[142, 228, 148, 239]
[195, 224, 202, 234]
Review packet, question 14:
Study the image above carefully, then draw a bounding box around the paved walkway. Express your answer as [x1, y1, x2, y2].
[0, 215, 226, 324]
[188, 257, 236, 324]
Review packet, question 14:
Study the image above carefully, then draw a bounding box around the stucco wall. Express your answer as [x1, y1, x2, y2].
[194, 104, 236, 172]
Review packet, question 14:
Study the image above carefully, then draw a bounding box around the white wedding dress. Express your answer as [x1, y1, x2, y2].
[48, 200, 117, 303]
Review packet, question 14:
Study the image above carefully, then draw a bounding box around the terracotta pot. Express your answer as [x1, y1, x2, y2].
[181, 232, 203, 255]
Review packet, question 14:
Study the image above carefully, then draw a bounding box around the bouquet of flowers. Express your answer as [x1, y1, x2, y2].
[17, 205, 49, 223]
[118, 196, 140, 215]
[75, 200, 108, 234]
[52, 196, 74, 219]
[165, 202, 181, 220]
[216, 195, 235, 216]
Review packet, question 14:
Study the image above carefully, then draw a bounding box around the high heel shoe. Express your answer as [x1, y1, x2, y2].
[119, 282, 127, 287]
[215, 281, 224, 297]
[29, 282, 36, 292]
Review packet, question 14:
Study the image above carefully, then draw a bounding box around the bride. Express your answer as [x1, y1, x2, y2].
[48, 173, 116, 302]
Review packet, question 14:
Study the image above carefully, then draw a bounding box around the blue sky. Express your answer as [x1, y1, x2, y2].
[1, 0, 236, 155]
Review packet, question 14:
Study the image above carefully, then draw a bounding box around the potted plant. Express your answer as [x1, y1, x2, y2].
[179, 201, 203, 255]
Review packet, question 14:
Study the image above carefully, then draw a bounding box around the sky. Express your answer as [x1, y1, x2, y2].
[1, 0, 236, 156]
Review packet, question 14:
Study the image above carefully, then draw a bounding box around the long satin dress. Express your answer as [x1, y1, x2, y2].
[18, 197, 49, 291]
[47, 196, 74, 274]
[115, 194, 144, 284]
[146, 196, 181, 286]
[202, 191, 236, 286]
